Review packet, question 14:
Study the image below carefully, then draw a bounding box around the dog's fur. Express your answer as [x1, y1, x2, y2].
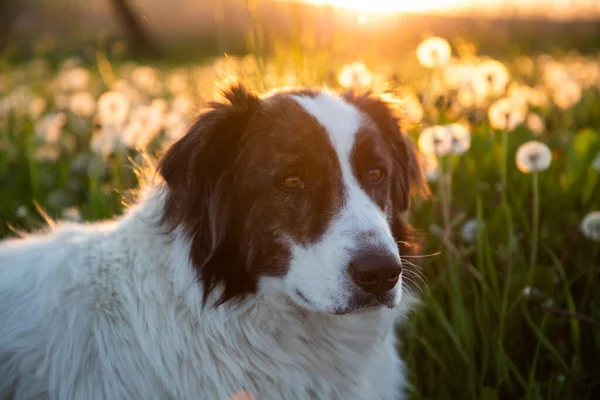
[0, 84, 426, 400]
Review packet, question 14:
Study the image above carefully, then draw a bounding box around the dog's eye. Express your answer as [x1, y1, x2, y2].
[366, 167, 384, 184]
[281, 176, 305, 190]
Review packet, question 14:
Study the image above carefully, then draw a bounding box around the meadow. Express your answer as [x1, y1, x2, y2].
[1, 29, 600, 399]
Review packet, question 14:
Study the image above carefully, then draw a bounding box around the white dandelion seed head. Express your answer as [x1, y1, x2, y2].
[552, 79, 581, 110]
[166, 68, 190, 94]
[581, 211, 600, 241]
[29, 96, 47, 119]
[90, 125, 120, 157]
[422, 154, 440, 182]
[58, 67, 91, 92]
[416, 37, 452, 69]
[461, 218, 484, 243]
[35, 143, 61, 162]
[516, 141, 552, 173]
[526, 113, 545, 136]
[337, 62, 373, 89]
[35, 112, 67, 143]
[62, 206, 82, 222]
[171, 94, 194, 116]
[131, 66, 161, 94]
[447, 123, 471, 155]
[528, 86, 550, 109]
[443, 61, 476, 90]
[97, 91, 130, 127]
[122, 104, 165, 149]
[418, 125, 453, 157]
[488, 97, 527, 131]
[592, 153, 600, 172]
[69, 91, 96, 118]
[472, 59, 510, 97]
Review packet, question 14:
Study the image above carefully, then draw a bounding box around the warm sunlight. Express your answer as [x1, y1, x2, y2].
[287, 0, 469, 14]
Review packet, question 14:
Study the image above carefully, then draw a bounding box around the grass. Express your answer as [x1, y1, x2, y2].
[1, 32, 600, 400]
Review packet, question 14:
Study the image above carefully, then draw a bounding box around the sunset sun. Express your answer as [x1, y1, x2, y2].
[289, 0, 468, 13]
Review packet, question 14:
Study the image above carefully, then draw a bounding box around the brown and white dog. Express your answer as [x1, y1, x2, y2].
[0, 84, 426, 400]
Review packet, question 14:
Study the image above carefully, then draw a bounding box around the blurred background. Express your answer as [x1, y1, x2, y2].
[1, 1, 600, 400]
[2, 0, 600, 62]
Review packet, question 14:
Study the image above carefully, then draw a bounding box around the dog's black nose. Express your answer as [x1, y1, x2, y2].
[349, 254, 402, 295]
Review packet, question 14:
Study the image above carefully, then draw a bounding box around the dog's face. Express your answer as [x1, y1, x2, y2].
[160, 84, 426, 314]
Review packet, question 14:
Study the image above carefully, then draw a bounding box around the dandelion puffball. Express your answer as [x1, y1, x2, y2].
[448, 123, 471, 155]
[516, 141, 552, 173]
[526, 113, 545, 136]
[473, 60, 510, 97]
[461, 219, 484, 243]
[593, 153, 600, 172]
[416, 37, 451, 69]
[552, 79, 581, 110]
[97, 91, 130, 127]
[337, 62, 373, 89]
[581, 211, 600, 241]
[418, 125, 452, 157]
[488, 97, 527, 131]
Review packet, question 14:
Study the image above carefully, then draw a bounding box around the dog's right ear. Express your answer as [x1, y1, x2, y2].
[158, 83, 259, 304]
[159, 83, 258, 228]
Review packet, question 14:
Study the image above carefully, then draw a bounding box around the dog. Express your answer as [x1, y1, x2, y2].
[0, 84, 426, 400]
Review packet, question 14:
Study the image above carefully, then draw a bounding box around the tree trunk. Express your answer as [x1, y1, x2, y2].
[110, 0, 161, 57]
[0, 0, 18, 53]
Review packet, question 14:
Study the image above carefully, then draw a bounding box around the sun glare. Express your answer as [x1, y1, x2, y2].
[290, 0, 468, 14]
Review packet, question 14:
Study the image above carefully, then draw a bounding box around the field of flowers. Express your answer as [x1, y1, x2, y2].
[1, 36, 600, 399]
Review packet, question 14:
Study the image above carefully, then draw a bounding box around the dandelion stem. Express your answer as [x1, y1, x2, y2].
[529, 172, 540, 282]
[500, 127, 508, 204]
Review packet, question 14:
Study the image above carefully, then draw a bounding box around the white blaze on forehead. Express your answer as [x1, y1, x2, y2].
[290, 93, 363, 180]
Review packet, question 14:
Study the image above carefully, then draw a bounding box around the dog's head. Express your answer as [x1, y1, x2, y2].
[159, 83, 427, 314]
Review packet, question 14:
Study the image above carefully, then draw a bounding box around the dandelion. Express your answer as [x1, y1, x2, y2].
[552, 80, 581, 110]
[528, 86, 549, 109]
[448, 123, 471, 155]
[473, 60, 510, 97]
[172, 94, 194, 116]
[58, 67, 91, 92]
[581, 211, 600, 241]
[35, 113, 67, 143]
[461, 218, 484, 243]
[166, 69, 189, 94]
[516, 141, 552, 278]
[422, 154, 440, 182]
[35, 144, 61, 162]
[29, 97, 47, 119]
[442, 62, 476, 90]
[122, 103, 165, 149]
[418, 125, 452, 157]
[526, 113, 545, 136]
[516, 141, 552, 173]
[90, 126, 120, 157]
[69, 92, 96, 118]
[337, 62, 373, 89]
[488, 97, 527, 131]
[164, 112, 189, 141]
[131, 66, 161, 94]
[97, 91, 130, 127]
[592, 153, 600, 171]
[416, 37, 451, 68]
[62, 206, 82, 222]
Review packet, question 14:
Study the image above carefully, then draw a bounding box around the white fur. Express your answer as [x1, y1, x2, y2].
[0, 92, 411, 399]
[0, 185, 408, 399]
[287, 93, 402, 313]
